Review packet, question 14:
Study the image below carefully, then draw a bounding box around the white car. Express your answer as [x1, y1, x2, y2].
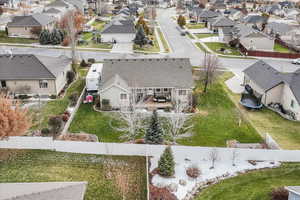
[292, 58, 300, 65]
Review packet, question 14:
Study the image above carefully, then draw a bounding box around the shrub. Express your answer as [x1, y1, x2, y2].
[18, 95, 30, 100]
[49, 94, 57, 99]
[62, 37, 70, 46]
[80, 59, 89, 67]
[135, 138, 145, 144]
[95, 96, 101, 108]
[48, 115, 63, 134]
[61, 114, 69, 122]
[149, 185, 178, 200]
[101, 99, 112, 111]
[186, 165, 201, 178]
[68, 92, 79, 107]
[145, 110, 164, 144]
[64, 111, 70, 117]
[87, 58, 95, 63]
[41, 128, 50, 135]
[66, 70, 75, 84]
[270, 187, 288, 200]
[158, 146, 175, 177]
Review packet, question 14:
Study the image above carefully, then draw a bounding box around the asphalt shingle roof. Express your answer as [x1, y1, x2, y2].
[212, 16, 235, 27]
[0, 54, 71, 80]
[43, 8, 62, 14]
[101, 58, 194, 89]
[7, 13, 54, 27]
[101, 17, 135, 34]
[199, 10, 219, 18]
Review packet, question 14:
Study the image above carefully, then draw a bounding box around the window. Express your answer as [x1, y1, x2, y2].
[179, 90, 186, 96]
[156, 88, 161, 92]
[291, 100, 295, 108]
[0, 80, 6, 88]
[164, 88, 169, 92]
[39, 80, 48, 88]
[120, 93, 127, 100]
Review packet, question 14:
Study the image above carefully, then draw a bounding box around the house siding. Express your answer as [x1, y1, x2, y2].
[265, 83, 284, 105]
[8, 23, 55, 39]
[100, 85, 129, 108]
[241, 36, 274, 51]
[281, 84, 300, 120]
[101, 33, 135, 43]
[55, 63, 72, 95]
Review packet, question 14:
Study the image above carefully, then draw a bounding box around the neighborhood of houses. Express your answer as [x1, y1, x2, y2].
[1, 0, 300, 200]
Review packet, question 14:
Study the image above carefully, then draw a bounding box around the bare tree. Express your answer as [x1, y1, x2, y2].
[231, 149, 239, 167]
[109, 89, 147, 141]
[202, 53, 219, 93]
[208, 148, 219, 169]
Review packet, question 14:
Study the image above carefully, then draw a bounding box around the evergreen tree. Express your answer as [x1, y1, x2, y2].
[50, 29, 62, 45]
[177, 15, 186, 28]
[39, 29, 51, 45]
[145, 110, 163, 144]
[158, 146, 175, 177]
[133, 25, 148, 47]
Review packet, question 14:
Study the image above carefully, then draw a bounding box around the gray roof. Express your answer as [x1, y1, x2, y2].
[7, 13, 55, 27]
[232, 24, 270, 39]
[101, 58, 194, 89]
[242, 15, 268, 24]
[244, 60, 300, 103]
[212, 16, 235, 27]
[101, 18, 135, 34]
[286, 186, 300, 196]
[0, 54, 71, 80]
[46, 0, 69, 8]
[0, 182, 87, 200]
[199, 10, 219, 18]
[266, 22, 295, 35]
[43, 8, 62, 14]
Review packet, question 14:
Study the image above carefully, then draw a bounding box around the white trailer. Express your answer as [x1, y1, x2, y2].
[86, 63, 103, 92]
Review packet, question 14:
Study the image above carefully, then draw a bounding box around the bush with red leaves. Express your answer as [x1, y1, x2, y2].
[150, 185, 178, 200]
[186, 166, 201, 178]
[61, 114, 69, 122]
[270, 187, 288, 200]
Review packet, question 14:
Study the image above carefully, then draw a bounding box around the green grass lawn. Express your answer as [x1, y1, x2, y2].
[0, 31, 38, 44]
[133, 34, 160, 53]
[69, 104, 125, 142]
[0, 149, 147, 200]
[196, 163, 300, 200]
[273, 43, 295, 53]
[187, 32, 195, 39]
[195, 33, 217, 39]
[205, 42, 241, 56]
[177, 73, 262, 146]
[91, 20, 106, 31]
[195, 42, 208, 53]
[82, 32, 93, 41]
[157, 28, 170, 52]
[185, 23, 205, 29]
[79, 42, 113, 49]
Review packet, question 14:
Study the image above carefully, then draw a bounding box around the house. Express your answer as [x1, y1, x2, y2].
[0, 54, 72, 96]
[189, 6, 203, 23]
[284, 8, 300, 20]
[224, 8, 244, 21]
[100, 15, 135, 43]
[264, 22, 295, 37]
[218, 26, 232, 42]
[0, 0, 8, 6]
[231, 24, 274, 51]
[45, 0, 72, 13]
[207, 16, 235, 33]
[209, 0, 227, 10]
[0, 182, 87, 200]
[241, 15, 268, 31]
[99, 58, 194, 110]
[43, 8, 63, 21]
[198, 10, 220, 23]
[243, 60, 300, 120]
[7, 13, 55, 38]
[286, 186, 300, 200]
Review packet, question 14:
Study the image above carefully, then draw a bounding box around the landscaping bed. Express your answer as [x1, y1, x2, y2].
[177, 72, 262, 146]
[0, 149, 147, 200]
[133, 34, 160, 53]
[196, 163, 300, 200]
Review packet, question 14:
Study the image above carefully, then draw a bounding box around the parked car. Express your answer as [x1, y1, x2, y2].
[292, 58, 300, 65]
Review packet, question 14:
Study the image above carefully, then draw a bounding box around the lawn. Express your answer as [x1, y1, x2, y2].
[204, 42, 242, 56]
[195, 33, 217, 39]
[30, 66, 86, 130]
[185, 23, 206, 29]
[91, 20, 106, 31]
[79, 42, 113, 49]
[82, 32, 93, 41]
[187, 32, 195, 39]
[0, 149, 147, 200]
[69, 104, 125, 142]
[177, 73, 262, 147]
[133, 34, 160, 53]
[0, 31, 38, 44]
[157, 28, 170, 52]
[273, 43, 295, 53]
[196, 163, 300, 200]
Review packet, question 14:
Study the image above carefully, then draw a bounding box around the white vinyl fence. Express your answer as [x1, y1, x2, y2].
[1, 136, 300, 162]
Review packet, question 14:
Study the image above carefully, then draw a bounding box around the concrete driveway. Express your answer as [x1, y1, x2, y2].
[189, 28, 213, 34]
[111, 43, 133, 53]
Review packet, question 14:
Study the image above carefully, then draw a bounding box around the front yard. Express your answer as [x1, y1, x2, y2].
[177, 73, 262, 147]
[185, 23, 206, 29]
[195, 33, 217, 39]
[133, 34, 160, 53]
[0, 31, 38, 44]
[196, 163, 300, 200]
[0, 149, 147, 200]
[204, 42, 242, 56]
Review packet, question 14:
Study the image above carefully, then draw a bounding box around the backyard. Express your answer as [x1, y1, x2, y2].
[0, 149, 147, 200]
[273, 43, 295, 53]
[196, 163, 300, 200]
[204, 42, 242, 56]
[177, 72, 262, 146]
[0, 31, 38, 44]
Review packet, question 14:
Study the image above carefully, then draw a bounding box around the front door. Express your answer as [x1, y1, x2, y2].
[0, 80, 6, 88]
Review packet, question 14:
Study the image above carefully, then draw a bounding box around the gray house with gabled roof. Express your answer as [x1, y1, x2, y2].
[7, 13, 55, 38]
[207, 16, 235, 33]
[198, 10, 220, 23]
[99, 58, 194, 110]
[243, 60, 300, 120]
[0, 54, 72, 96]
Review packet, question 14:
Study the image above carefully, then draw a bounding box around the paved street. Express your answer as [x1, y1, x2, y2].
[1, 7, 300, 76]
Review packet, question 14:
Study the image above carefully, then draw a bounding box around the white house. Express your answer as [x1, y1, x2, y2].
[99, 58, 194, 110]
[243, 60, 300, 121]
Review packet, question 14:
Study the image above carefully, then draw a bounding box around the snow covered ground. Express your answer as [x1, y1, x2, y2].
[151, 155, 280, 200]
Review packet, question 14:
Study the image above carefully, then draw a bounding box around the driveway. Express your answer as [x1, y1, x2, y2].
[111, 43, 133, 53]
[199, 36, 222, 43]
[189, 28, 213, 34]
